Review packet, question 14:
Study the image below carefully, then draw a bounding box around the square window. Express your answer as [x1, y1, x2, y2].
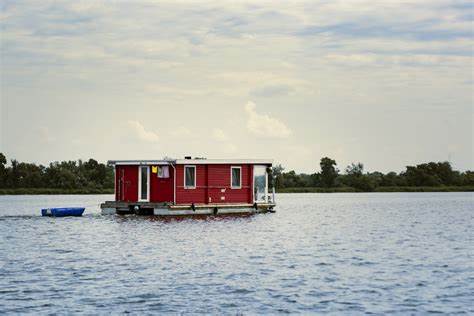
[184, 166, 196, 188]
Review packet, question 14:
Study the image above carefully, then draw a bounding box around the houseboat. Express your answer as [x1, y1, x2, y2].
[100, 157, 276, 216]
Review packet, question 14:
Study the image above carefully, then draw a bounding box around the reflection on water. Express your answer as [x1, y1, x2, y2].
[0, 193, 473, 314]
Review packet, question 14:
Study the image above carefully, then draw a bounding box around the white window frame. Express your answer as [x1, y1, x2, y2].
[138, 165, 150, 202]
[184, 165, 196, 189]
[253, 165, 268, 203]
[231, 166, 242, 189]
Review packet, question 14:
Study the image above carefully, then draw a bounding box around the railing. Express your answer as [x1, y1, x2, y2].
[267, 187, 276, 204]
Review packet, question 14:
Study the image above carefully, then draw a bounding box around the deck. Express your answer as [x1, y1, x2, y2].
[100, 200, 276, 216]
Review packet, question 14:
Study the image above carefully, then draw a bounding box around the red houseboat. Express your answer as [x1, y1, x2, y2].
[100, 157, 276, 216]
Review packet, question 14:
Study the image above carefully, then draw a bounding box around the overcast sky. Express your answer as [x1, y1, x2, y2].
[1, 0, 472, 173]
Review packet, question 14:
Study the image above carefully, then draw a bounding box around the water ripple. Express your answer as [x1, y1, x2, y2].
[0, 192, 473, 314]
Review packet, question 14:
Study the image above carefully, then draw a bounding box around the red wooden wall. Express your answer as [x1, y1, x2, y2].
[115, 165, 138, 202]
[149, 168, 174, 203]
[115, 165, 174, 203]
[175, 164, 253, 204]
[116, 163, 259, 204]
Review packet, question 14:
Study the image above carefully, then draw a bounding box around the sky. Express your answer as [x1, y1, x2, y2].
[0, 0, 472, 173]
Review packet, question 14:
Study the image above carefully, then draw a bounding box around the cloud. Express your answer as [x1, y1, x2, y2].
[297, 19, 471, 42]
[223, 143, 237, 154]
[211, 128, 236, 153]
[127, 120, 159, 143]
[1, 1, 472, 172]
[244, 101, 291, 139]
[250, 83, 293, 97]
[170, 126, 192, 138]
[212, 128, 229, 141]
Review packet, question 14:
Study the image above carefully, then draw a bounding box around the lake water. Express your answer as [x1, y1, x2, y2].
[0, 193, 472, 314]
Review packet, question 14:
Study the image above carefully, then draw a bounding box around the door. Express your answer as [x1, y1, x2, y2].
[253, 165, 268, 203]
[138, 166, 150, 202]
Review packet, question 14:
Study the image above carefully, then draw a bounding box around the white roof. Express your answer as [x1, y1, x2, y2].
[109, 159, 273, 166]
[108, 160, 171, 166]
[175, 159, 273, 165]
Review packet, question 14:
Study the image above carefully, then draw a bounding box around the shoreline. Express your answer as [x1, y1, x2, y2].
[0, 186, 473, 195]
[0, 188, 114, 195]
[277, 186, 474, 193]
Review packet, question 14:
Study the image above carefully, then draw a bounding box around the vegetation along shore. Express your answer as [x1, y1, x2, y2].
[0, 153, 472, 194]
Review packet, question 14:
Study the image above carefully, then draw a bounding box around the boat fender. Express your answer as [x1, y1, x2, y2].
[213, 207, 218, 215]
[191, 203, 196, 212]
[253, 202, 258, 210]
[133, 205, 140, 214]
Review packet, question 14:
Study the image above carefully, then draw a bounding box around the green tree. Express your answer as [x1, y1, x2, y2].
[402, 162, 457, 186]
[272, 164, 285, 188]
[320, 157, 338, 188]
[381, 171, 399, 186]
[342, 162, 376, 191]
[0, 153, 6, 188]
[461, 171, 474, 185]
[346, 163, 364, 176]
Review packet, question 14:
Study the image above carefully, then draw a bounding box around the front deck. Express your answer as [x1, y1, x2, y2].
[100, 201, 276, 216]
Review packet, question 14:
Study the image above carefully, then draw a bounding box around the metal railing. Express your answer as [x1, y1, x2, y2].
[267, 187, 276, 204]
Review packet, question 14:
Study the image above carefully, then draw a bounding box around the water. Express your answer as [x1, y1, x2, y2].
[0, 193, 472, 314]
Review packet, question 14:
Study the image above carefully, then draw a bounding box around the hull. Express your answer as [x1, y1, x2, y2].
[100, 201, 275, 216]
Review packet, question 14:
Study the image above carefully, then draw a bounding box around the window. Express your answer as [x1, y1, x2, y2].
[231, 166, 241, 189]
[184, 165, 196, 188]
[139, 166, 149, 201]
[157, 166, 170, 178]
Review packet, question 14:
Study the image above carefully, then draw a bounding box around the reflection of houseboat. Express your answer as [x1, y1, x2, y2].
[100, 157, 276, 216]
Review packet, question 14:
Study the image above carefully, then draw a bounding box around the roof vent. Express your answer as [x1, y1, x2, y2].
[184, 156, 192, 159]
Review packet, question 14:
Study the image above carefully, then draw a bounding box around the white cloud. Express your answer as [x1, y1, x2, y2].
[212, 128, 236, 153]
[2, 1, 472, 172]
[127, 120, 159, 143]
[244, 101, 292, 139]
[212, 128, 229, 141]
[223, 143, 237, 154]
[170, 126, 193, 138]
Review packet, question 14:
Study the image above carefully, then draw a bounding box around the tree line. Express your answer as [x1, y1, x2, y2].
[0, 153, 472, 193]
[272, 157, 474, 192]
[0, 153, 114, 193]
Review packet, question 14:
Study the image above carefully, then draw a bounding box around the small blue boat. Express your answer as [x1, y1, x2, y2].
[41, 207, 85, 217]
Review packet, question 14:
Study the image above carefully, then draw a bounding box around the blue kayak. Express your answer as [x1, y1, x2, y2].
[41, 207, 85, 217]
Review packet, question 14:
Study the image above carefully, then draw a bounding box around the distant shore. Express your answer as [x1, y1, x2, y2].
[277, 186, 474, 193]
[0, 188, 114, 195]
[0, 186, 473, 195]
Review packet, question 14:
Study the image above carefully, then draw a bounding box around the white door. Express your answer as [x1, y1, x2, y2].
[253, 165, 268, 203]
[138, 166, 150, 202]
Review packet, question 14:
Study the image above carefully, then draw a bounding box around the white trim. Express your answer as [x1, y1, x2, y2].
[230, 166, 242, 189]
[109, 159, 273, 166]
[138, 166, 150, 202]
[184, 165, 196, 189]
[170, 164, 176, 204]
[176, 159, 272, 165]
[113, 167, 116, 199]
[110, 160, 172, 166]
[265, 168, 268, 203]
